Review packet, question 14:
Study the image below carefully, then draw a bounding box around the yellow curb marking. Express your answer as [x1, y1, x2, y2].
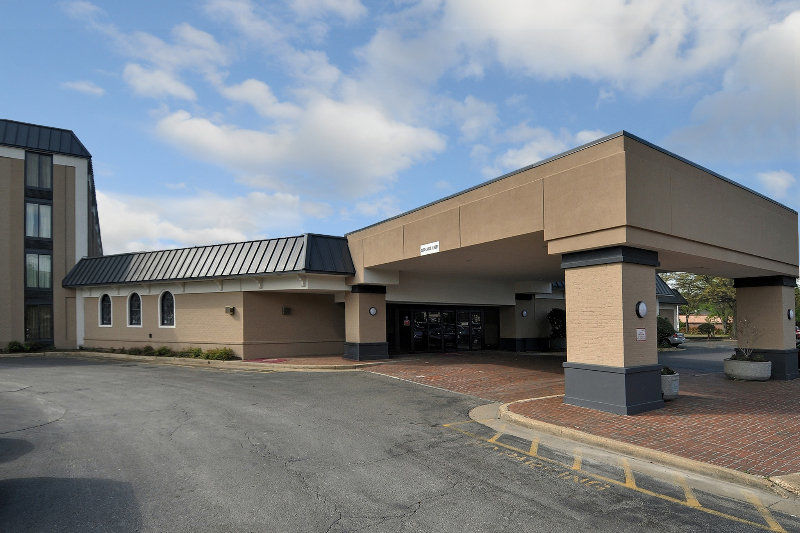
[746, 492, 787, 533]
[441, 420, 478, 428]
[621, 458, 636, 488]
[529, 438, 539, 456]
[572, 451, 582, 471]
[445, 422, 785, 532]
[676, 475, 701, 508]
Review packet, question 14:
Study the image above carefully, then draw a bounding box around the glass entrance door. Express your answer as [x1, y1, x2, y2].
[456, 311, 470, 350]
[470, 311, 483, 350]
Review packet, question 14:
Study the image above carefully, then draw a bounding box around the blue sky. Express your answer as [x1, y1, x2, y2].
[1, 0, 798, 254]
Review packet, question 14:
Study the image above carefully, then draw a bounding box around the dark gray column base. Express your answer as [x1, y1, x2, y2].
[563, 362, 664, 415]
[500, 338, 550, 351]
[343, 342, 390, 361]
[752, 349, 799, 380]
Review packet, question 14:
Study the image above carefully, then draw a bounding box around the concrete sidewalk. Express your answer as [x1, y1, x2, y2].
[0, 351, 381, 371]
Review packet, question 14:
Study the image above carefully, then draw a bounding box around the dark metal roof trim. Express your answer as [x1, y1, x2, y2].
[347, 131, 795, 236]
[63, 234, 354, 288]
[656, 275, 688, 305]
[0, 119, 92, 158]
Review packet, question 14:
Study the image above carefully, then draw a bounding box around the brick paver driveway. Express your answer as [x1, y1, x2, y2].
[372, 350, 800, 477]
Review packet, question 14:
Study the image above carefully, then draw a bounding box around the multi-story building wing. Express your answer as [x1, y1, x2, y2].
[0, 119, 102, 348]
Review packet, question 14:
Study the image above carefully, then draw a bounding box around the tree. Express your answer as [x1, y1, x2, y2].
[660, 273, 736, 334]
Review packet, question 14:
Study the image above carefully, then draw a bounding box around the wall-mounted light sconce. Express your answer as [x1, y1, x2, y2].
[788, 309, 795, 320]
[224, 306, 236, 315]
[369, 306, 378, 316]
[521, 309, 528, 317]
[635, 301, 647, 318]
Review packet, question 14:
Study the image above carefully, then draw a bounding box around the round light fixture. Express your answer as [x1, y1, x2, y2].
[521, 309, 528, 317]
[369, 306, 378, 316]
[789, 309, 795, 320]
[635, 301, 647, 318]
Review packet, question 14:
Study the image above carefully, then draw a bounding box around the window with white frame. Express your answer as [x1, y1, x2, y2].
[160, 291, 175, 327]
[128, 293, 142, 326]
[99, 294, 112, 326]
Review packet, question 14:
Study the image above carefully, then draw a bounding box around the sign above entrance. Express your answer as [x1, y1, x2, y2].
[420, 241, 440, 256]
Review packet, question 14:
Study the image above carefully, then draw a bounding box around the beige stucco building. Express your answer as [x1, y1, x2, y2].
[2, 120, 798, 415]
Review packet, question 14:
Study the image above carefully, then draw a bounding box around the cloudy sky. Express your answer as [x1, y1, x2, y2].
[2, 0, 798, 254]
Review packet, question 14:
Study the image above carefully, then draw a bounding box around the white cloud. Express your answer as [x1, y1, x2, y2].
[204, 0, 284, 46]
[757, 170, 796, 200]
[155, 101, 445, 197]
[351, 196, 401, 219]
[485, 127, 608, 176]
[670, 10, 800, 160]
[290, 0, 367, 22]
[447, 96, 498, 142]
[221, 79, 301, 119]
[441, 0, 775, 94]
[123, 64, 197, 100]
[96, 190, 325, 253]
[61, 80, 105, 96]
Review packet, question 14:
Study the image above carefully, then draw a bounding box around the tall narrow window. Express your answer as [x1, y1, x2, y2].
[25, 203, 52, 239]
[128, 293, 142, 326]
[25, 253, 52, 289]
[25, 152, 52, 190]
[25, 304, 52, 342]
[100, 294, 112, 326]
[160, 291, 175, 327]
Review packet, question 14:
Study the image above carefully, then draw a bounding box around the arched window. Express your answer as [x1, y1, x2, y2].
[128, 293, 141, 326]
[160, 291, 175, 327]
[99, 294, 112, 326]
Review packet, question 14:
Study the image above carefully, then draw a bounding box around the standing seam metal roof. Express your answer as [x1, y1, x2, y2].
[0, 119, 92, 158]
[63, 234, 354, 288]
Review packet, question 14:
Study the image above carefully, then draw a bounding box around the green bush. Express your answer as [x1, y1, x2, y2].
[7, 341, 25, 353]
[181, 347, 204, 358]
[202, 347, 237, 360]
[127, 347, 143, 355]
[661, 366, 676, 375]
[546, 308, 566, 339]
[141, 345, 155, 356]
[697, 322, 716, 337]
[154, 346, 174, 357]
[657, 316, 675, 346]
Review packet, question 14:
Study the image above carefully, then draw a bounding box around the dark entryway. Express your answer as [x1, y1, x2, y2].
[387, 304, 499, 354]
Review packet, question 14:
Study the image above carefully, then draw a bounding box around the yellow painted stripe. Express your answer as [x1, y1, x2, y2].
[621, 458, 636, 488]
[441, 420, 478, 428]
[445, 425, 778, 532]
[572, 451, 582, 471]
[487, 432, 502, 443]
[746, 492, 787, 533]
[676, 476, 701, 508]
[529, 438, 539, 456]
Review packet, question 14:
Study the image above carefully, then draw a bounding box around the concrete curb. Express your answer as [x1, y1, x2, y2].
[498, 400, 800, 497]
[0, 351, 380, 372]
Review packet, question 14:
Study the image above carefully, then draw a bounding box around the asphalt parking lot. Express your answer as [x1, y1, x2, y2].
[1, 355, 795, 532]
[659, 339, 738, 372]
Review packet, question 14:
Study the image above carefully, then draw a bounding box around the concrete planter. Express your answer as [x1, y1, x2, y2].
[661, 373, 679, 400]
[723, 358, 772, 381]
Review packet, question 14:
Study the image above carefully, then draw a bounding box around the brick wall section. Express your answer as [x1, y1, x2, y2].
[566, 262, 657, 367]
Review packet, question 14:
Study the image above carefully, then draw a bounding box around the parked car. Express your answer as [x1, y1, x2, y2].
[795, 326, 799, 340]
[666, 332, 686, 346]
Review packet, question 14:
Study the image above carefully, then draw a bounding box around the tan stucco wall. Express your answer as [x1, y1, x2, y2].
[347, 138, 625, 278]
[241, 292, 344, 358]
[499, 297, 562, 339]
[735, 285, 795, 350]
[344, 291, 386, 344]
[566, 262, 656, 367]
[52, 163, 77, 348]
[0, 155, 25, 346]
[83, 291, 245, 354]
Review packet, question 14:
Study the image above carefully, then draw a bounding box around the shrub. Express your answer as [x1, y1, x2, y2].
[127, 347, 143, 355]
[661, 366, 676, 375]
[202, 348, 237, 361]
[141, 345, 155, 356]
[182, 347, 204, 358]
[154, 346, 173, 357]
[7, 341, 25, 353]
[546, 308, 566, 339]
[23, 342, 45, 352]
[657, 316, 675, 346]
[697, 322, 716, 337]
